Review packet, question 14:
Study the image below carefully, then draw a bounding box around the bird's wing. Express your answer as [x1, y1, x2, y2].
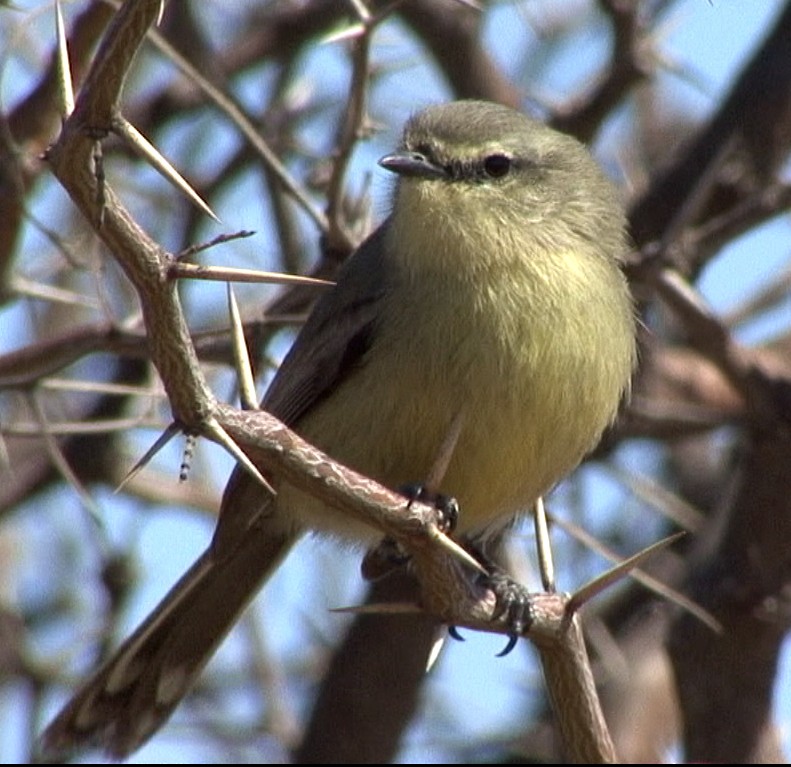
[212, 222, 392, 558]
[263, 222, 391, 426]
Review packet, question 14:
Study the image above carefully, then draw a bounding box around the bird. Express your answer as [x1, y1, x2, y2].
[40, 99, 636, 759]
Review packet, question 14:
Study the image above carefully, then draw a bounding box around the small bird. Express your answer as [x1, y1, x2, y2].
[40, 100, 636, 759]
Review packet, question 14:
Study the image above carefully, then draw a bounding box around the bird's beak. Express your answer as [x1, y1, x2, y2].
[379, 151, 447, 180]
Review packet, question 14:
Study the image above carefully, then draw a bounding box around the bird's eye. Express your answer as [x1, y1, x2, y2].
[414, 142, 433, 160]
[483, 154, 512, 178]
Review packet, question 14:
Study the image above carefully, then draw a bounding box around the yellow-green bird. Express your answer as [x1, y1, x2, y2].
[41, 100, 636, 759]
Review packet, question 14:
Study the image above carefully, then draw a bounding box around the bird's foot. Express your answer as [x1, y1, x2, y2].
[400, 483, 459, 534]
[448, 547, 536, 656]
[361, 485, 460, 581]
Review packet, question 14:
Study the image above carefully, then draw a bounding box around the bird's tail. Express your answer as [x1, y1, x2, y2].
[39, 527, 298, 760]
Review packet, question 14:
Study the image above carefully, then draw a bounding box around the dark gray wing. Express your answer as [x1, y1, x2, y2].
[262, 221, 391, 427]
[212, 222, 392, 558]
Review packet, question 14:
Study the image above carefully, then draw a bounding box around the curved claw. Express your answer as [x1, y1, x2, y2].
[448, 625, 466, 642]
[496, 635, 520, 657]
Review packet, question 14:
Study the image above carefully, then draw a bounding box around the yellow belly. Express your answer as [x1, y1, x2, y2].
[284, 244, 634, 542]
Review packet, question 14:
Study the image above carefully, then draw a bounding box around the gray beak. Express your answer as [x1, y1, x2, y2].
[378, 151, 447, 180]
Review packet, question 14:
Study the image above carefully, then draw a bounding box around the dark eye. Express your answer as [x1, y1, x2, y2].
[483, 154, 512, 178]
[414, 142, 433, 160]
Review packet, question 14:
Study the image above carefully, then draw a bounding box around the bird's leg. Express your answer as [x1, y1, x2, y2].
[360, 484, 459, 581]
[453, 539, 537, 656]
